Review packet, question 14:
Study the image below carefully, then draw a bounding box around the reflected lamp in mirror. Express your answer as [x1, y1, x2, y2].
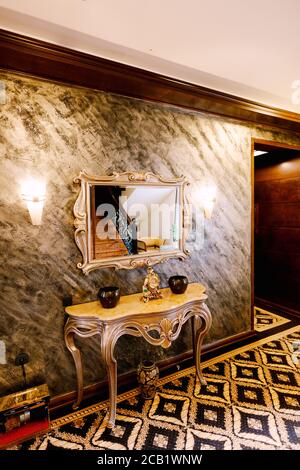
[21, 179, 46, 225]
[73, 171, 190, 273]
[194, 183, 217, 219]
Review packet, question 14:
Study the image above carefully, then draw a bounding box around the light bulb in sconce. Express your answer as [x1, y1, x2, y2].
[194, 183, 217, 219]
[21, 179, 46, 225]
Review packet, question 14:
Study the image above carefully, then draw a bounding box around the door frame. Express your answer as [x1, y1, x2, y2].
[251, 137, 300, 328]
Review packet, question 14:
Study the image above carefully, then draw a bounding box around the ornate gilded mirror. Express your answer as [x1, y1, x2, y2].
[73, 171, 190, 273]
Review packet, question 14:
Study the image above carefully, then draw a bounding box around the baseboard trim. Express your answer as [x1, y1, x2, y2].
[255, 297, 300, 319]
[202, 329, 256, 357]
[50, 329, 256, 415]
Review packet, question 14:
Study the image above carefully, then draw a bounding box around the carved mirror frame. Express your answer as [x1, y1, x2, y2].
[73, 170, 190, 274]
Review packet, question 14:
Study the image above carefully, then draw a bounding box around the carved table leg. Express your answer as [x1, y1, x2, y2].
[64, 321, 83, 410]
[192, 303, 212, 386]
[192, 316, 200, 361]
[101, 335, 117, 429]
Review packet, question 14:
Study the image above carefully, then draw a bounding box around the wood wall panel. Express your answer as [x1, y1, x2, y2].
[255, 154, 300, 312]
[258, 203, 300, 227]
[256, 251, 300, 278]
[255, 178, 300, 202]
[256, 227, 300, 253]
[255, 156, 300, 181]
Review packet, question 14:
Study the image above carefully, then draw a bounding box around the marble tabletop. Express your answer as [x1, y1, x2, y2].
[65, 282, 207, 321]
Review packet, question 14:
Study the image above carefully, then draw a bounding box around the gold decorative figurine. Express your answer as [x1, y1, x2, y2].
[142, 267, 162, 303]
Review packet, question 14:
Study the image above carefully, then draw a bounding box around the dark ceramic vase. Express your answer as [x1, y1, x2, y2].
[137, 360, 159, 399]
[98, 286, 120, 308]
[168, 275, 188, 294]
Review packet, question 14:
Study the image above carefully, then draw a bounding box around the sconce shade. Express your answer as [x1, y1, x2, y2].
[193, 183, 217, 219]
[21, 180, 46, 226]
[203, 200, 215, 219]
[25, 200, 44, 225]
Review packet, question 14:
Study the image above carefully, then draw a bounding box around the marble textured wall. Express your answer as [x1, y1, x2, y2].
[1, 71, 300, 397]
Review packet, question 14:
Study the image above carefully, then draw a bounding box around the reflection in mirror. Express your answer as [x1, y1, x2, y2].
[73, 171, 189, 273]
[92, 185, 180, 260]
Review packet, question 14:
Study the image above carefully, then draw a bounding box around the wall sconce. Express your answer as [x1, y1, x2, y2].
[194, 183, 217, 219]
[21, 179, 46, 225]
[201, 184, 217, 219]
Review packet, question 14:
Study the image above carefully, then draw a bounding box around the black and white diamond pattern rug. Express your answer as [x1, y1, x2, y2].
[12, 325, 300, 450]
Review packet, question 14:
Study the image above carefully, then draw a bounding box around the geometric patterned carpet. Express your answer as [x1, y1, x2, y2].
[14, 325, 300, 451]
[254, 307, 291, 332]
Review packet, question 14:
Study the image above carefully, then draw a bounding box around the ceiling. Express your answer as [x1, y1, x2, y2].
[0, 0, 300, 113]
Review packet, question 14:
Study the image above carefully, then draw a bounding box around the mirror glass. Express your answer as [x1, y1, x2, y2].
[91, 185, 180, 260]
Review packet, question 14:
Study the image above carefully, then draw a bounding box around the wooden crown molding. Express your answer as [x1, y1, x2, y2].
[1, 29, 300, 132]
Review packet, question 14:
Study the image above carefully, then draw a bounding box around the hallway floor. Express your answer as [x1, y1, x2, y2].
[12, 309, 300, 450]
[254, 307, 291, 332]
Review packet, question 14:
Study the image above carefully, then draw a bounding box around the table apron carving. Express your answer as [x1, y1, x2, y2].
[64, 284, 212, 428]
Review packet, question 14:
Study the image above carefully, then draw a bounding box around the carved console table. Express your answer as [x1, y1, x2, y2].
[64, 283, 212, 428]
